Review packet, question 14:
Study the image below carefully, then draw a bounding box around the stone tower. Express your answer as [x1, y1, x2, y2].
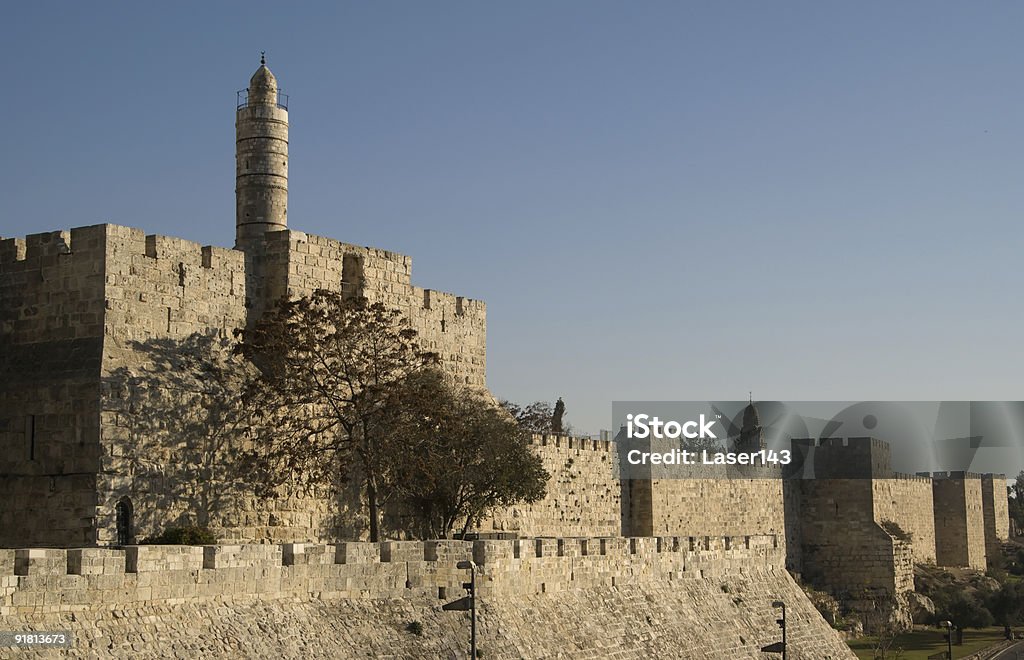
[235, 54, 288, 247]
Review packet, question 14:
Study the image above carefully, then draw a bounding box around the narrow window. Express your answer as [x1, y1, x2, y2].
[26, 415, 35, 461]
[115, 498, 134, 546]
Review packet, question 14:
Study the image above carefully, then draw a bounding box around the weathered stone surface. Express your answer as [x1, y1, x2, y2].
[0, 537, 854, 659]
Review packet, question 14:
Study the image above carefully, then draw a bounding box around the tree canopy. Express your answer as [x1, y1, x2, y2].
[236, 290, 437, 541]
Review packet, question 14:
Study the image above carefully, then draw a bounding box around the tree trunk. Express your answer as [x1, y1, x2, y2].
[367, 476, 380, 542]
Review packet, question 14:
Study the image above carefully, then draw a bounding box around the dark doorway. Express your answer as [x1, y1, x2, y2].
[115, 498, 133, 546]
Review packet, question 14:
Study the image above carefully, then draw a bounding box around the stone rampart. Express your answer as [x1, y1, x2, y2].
[981, 474, 1010, 560]
[0, 535, 855, 658]
[930, 472, 987, 570]
[478, 434, 621, 537]
[871, 473, 936, 564]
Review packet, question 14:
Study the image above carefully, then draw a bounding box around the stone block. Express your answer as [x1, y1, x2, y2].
[335, 542, 378, 565]
[14, 549, 67, 576]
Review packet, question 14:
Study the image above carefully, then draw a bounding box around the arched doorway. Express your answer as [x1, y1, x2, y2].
[115, 498, 133, 546]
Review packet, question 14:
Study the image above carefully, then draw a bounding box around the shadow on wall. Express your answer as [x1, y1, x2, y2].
[100, 332, 365, 544]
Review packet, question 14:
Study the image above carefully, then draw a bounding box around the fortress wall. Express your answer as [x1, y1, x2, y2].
[981, 474, 1010, 559]
[0, 226, 110, 547]
[634, 478, 787, 549]
[871, 475, 936, 564]
[412, 288, 487, 388]
[477, 435, 622, 537]
[932, 472, 987, 570]
[800, 480, 913, 600]
[0, 537, 855, 659]
[258, 230, 488, 388]
[96, 225, 264, 546]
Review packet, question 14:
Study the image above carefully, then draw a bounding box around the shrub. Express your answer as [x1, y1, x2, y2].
[405, 621, 423, 636]
[140, 525, 217, 545]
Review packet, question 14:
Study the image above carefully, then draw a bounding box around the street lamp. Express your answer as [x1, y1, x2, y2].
[940, 620, 953, 659]
[761, 600, 787, 658]
[772, 601, 786, 660]
[457, 560, 477, 658]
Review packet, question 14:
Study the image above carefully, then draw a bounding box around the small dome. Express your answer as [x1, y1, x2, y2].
[742, 401, 760, 430]
[250, 64, 277, 90]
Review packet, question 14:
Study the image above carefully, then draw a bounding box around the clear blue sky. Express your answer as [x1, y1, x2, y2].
[2, 2, 1023, 436]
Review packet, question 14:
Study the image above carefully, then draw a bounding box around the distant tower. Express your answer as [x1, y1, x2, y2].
[235, 53, 288, 247]
[735, 398, 767, 453]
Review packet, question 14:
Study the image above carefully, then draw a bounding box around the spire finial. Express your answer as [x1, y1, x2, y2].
[260, 51, 266, 66]
[749, 391, 753, 404]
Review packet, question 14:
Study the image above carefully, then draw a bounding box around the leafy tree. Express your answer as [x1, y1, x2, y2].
[987, 582, 1024, 639]
[389, 370, 549, 538]
[937, 591, 993, 644]
[236, 290, 437, 542]
[501, 399, 573, 435]
[1009, 472, 1024, 533]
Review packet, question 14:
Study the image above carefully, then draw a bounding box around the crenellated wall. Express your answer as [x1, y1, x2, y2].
[477, 434, 622, 538]
[250, 229, 487, 388]
[1, 223, 488, 547]
[0, 536, 855, 659]
[0, 227, 109, 547]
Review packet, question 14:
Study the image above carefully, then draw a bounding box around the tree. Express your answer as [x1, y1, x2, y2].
[236, 290, 437, 542]
[551, 397, 566, 433]
[1009, 472, 1024, 534]
[938, 591, 993, 644]
[501, 399, 573, 435]
[389, 369, 549, 538]
[988, 582, 1024, 639]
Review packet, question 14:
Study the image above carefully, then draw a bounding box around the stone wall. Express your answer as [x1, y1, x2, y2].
[1, 223, 489, 547]
[0, 536, 855, 659]
[254, 229, 487, 388]
[871, 475, 936, 564]
[800, 479, 913, 630]
[628, 476, 787, 548]
[931, 472, 987, 570]
[0, 227, 108, 547]
[477, 434, 622, 537]
[981, 474, 1010, 560]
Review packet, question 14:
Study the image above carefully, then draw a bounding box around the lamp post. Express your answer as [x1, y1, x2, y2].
[772, 600, 786, 660]
[457, 560, 477, 658]
[940, 620, 953, 659]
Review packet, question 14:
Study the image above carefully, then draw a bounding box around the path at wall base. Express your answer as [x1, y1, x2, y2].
[0, 566, 853, 659]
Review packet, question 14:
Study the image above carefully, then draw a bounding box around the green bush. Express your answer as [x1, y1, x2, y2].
[140, 526, 217, 545]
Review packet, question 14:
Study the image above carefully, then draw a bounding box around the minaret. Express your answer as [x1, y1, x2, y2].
[736, 397, 767, 452]
[235, 53, 288, 247]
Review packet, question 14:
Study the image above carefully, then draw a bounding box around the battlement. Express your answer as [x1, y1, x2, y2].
[527, 433, 614, 452]
[792, 436, 893, 478]
[0, 534, 782, 617]
[919, 471, 986, 480]
[0, 225, 111, 266]
[889, 471, 933, 484]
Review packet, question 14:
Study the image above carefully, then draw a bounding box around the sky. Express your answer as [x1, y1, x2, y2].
[2, 2, 1023, 437]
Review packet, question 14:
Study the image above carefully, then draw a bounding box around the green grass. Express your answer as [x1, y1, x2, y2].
[847, 626, 1009, 659]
